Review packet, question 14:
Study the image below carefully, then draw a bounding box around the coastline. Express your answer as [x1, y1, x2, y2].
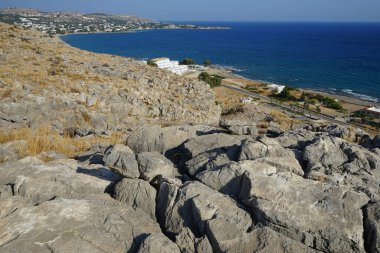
[211, 67, 379, 108]
[58, 33, 379, 110]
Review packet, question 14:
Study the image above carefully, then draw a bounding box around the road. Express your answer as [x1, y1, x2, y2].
[221, 84, 378, 135]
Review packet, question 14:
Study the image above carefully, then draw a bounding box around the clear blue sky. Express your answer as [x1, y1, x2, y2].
[1, 0, 380, 22]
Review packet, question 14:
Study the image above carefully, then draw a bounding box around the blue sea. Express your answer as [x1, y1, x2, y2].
[62, 22, 380, 103]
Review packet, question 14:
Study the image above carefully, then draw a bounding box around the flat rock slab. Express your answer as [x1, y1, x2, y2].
[0, 157, 121, 205]
[239, 171, 369, 253]
[0, 198, 161, 253]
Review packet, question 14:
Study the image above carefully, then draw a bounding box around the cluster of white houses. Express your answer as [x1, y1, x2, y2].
[145, 58, 189, 75]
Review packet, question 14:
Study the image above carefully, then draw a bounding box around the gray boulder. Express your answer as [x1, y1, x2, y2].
[175, 227, 212, 253]
[137, 152, 178, 183]
[0, 157, 121, 205]
[0, 140, 27, 163]
[373, 135, 380, 149]
[127, 125, 221, 154]
[275, 128, 318, 149]
[183, 133, 244, 158]
[157, 181, 260, 253]
[304, 136, 347, 168]
[239, 137, 294, 160]
[239, 171, 369, 253]
[322, 124, 367, 143]
[364, 202, 380, 253]
[103, 144, 140, 178]
[113, 178, 157, 220]
[219, 119, 257, 135]
[239, 137, 304, 176]
[304, 137, 380, 200]
[0, 197, 161, 253]
[137, 233, 181, 253]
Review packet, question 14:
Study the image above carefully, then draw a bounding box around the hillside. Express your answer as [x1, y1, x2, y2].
[0, 22, 220, 158]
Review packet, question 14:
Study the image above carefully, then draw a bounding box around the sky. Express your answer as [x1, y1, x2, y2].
[0, 0, 380, 22]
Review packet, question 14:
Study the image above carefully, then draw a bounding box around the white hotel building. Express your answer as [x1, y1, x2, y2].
[149, 58, 189, 75]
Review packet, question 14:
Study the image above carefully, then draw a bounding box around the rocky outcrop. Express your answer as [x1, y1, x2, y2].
[2, 80, 380, 253]
[239, 171, 369, 253]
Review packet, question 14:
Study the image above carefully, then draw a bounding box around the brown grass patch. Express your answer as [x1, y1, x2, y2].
[0, 125, 123, 158]
[270, 110, 298, 130]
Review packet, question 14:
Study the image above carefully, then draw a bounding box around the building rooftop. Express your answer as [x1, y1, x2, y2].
[366, 107, 380, 114]
[150, 57, 169, 62]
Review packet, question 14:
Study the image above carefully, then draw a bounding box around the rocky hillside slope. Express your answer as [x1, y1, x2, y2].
[0, 23, 220, 134]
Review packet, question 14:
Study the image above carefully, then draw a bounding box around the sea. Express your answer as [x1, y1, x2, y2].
[61, 22, 380, 103]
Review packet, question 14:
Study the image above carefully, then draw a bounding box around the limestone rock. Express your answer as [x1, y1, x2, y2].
[239, 137, 293, 160]
[175, 227, 212, 253]
[127, 125, 221, 155]
[183, 133, 244, 159]
[156, 181, 257, 252]
[0, 140, 27, 163]
[0, 198, 161, 253]
[219, 119, 257, 136]
[137, 152, 178, 183]
[137, 233, 181, 253]
[239, 171, 369, 253]
[103, 144, 140, 178]
[364, 202, 380, 253]
[113, 178, 157, 220]
[0, 158, 121, 205]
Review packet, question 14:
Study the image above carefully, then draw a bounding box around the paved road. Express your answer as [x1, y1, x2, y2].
[222, 84, 378, 135]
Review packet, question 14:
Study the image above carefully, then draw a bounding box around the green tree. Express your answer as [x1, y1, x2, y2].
[203, 60, 212, 67]
[147, 60, 158, 67]
[180, 58, 196, 65]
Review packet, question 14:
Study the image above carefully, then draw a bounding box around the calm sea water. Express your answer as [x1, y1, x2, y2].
[62, 22, 380, 102]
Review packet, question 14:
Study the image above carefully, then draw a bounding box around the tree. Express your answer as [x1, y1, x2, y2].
[180, 58, 196, 65]
[203, 60, 211, 67]
[198, 72, 210, 81]
[147, 60, 158, 67]
[198, 72, 222, 88]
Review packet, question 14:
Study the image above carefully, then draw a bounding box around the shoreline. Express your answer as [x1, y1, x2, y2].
[57, 33, 379, 109]
[213, 67, 379, 108]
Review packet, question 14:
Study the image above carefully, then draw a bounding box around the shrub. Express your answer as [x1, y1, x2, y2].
[180, 58, 195, 65]
[147, 60, 158, 67]
[203, 59, 211, 67]
[198, 72, 222, 88]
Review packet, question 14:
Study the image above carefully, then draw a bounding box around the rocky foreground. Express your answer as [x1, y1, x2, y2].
[1, 122, 380, 253]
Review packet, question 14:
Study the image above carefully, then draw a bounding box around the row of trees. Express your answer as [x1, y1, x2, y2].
[179, 58, 212, 67]
[271, 86, 343, 111]
[198, 72, 222, 88]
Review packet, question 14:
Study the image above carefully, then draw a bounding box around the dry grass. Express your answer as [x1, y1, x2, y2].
[270, 110, 298, 130]
[0, 125, 123, 158]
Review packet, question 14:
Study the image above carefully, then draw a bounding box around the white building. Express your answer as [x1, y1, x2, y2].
[267, 84, 286, 94]
[149, 58, 189, 75]
[365, 107, 380, 118]
[240, 97, 252, 104]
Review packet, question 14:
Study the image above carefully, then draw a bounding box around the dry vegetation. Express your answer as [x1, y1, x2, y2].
[0, 24, 129, 97]
[0, 125, 123, 159]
